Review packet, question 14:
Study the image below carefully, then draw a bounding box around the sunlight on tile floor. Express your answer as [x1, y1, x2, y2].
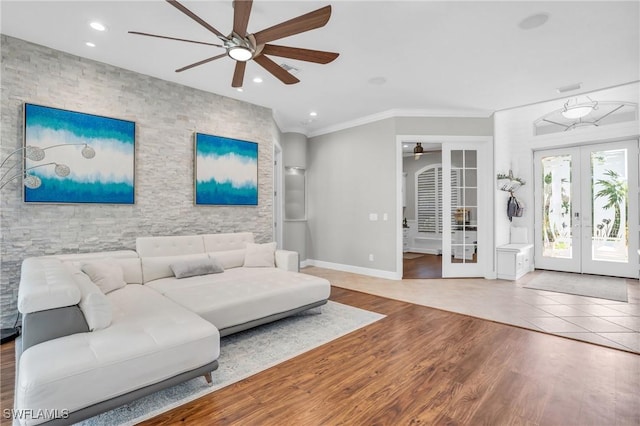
[302, 267, 640, 353]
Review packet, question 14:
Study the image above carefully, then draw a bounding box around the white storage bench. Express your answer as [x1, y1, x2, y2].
[496, 243, 534, 280]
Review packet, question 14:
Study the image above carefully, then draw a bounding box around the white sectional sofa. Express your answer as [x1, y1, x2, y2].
[15, 232, 330, 425]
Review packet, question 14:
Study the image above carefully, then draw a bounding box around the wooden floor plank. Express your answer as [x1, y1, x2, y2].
[1, 286, 638, 426]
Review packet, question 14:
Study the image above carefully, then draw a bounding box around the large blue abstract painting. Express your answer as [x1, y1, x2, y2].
[23, 103, 135, 204]
[195, 133, 258, 205]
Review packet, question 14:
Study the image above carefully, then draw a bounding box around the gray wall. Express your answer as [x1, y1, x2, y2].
[281, 132, 308, 260]
[308, 119, 398, 271]
[0, 36, 275, 327]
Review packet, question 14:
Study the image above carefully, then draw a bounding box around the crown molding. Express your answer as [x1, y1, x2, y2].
[306, 108, 493, 138]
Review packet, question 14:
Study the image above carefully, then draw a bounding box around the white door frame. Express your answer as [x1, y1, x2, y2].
[396, 135, 494, 279]
[534, 140, 639, 278]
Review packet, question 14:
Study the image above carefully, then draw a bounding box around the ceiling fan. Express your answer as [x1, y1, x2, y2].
[129, 0, 339, 88]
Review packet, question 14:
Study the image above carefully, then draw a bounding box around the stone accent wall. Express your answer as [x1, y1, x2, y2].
[0, 36, 275, 326]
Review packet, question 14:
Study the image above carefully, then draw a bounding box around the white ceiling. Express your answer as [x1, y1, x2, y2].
[2, 1, 639, 136]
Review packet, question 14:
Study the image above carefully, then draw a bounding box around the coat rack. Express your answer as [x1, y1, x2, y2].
[496, 170, 525, 195]
[497, 170, 525, 221]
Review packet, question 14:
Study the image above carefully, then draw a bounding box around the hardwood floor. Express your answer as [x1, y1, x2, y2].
[2, 287, 639, 425]
[403, 253, 442, 279]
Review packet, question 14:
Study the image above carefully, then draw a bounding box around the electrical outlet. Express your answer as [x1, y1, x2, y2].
[369, 254, 374, 261]
[369, 213, 378, 221]
[383, 213, 388, 221]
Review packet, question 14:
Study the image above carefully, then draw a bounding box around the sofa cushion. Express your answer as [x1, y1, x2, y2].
[171, 257, 224, 279]
[62, 257, 142, 285]
[18, 258, 81, 314]
[243, 242, 277, 267]
[136, 235, 205, 257]
[208, 249, 246, 270]
[141, 253, 210, 283]
[202, 232, 254, 252]
[71, 270, 112, 331]
[15, 285, 219, 423]
[145, 268, 330, 331]
[81, 260, 127, 294]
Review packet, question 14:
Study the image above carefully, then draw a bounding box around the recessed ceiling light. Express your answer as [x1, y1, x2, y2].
[236, 88, 243, 92]
[518, 13, 549, 30]
[368, 76, 387, 85]
[89, 22, 106, 32]
[309, 112, 318, 117]
[403, 144, 409, 148]
[253, 77, 263, 83]
[85, 42, 96, 47]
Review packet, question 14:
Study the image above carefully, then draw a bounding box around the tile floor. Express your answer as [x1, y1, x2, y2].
[302, 267, 640, 354]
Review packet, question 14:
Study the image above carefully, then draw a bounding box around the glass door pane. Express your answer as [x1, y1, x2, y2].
[582, 140, 639, 278]
[450, 150, 478, 264]
[442, 141, 486, 278]
[590, 149, 628, 263]
[540, 154, 573, 259]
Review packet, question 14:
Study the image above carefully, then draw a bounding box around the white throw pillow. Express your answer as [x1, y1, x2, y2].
[208, 249, 246, 270]
[81, 260, 126, 294]
[72, 271, 112, 331]
[243, 242, 277, 267]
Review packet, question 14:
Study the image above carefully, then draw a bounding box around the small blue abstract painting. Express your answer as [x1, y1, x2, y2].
[195, 133, 258, 205]
[23, 103, 135, 204]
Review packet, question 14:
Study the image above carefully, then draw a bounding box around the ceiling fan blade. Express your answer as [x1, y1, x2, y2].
[166, 0, 225, 39]
[232, 61, 247, 87]
[128, 31, 223, 48]
[176, 53, 227, 73]
[261, 44, 338, 64]
[253, 5, 332, 45]
[233, 0, 253, 37]
[253, 55, 300, 85]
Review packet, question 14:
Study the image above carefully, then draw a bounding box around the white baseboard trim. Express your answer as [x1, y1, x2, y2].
[300, 259, 311, 269]
[304, 259, 401, 280]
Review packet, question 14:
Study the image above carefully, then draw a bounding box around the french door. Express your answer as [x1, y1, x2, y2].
[442, 141, 490, 278]
[534, 140, 639, 278]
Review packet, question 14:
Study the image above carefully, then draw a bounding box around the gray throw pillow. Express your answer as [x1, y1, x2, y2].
[170, 257, 224, 279]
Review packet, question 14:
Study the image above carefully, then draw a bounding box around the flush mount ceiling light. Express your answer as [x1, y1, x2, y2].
[534, 99, 637, 135]
[253, 77, 263, 83]
[309, 112, 318, 117]
[85, 42, 96, 47]
[562, 96, 598, 119]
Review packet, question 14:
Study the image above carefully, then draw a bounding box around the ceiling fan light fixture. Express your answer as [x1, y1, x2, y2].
[228, 46, 253, 62]
[413, 142, 424, 160]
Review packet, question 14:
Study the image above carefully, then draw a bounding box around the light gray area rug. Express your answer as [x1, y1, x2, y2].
[79, 301, 384, 426]
[524, 271, 629, 302]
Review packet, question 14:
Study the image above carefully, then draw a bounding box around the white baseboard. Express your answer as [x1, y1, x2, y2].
[304, 259, 401, 280]
[300, 259, 311, 269]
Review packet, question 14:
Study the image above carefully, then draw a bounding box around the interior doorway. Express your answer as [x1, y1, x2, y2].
[533, 140, 639, 278]
[397, 136, 493, 279]
[401, 142, 443, 278]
